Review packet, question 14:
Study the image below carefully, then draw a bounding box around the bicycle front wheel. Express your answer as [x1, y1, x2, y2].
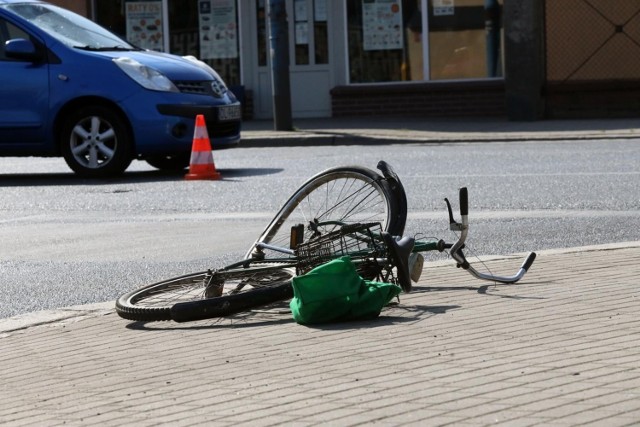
[115, 264, 295, 322]
[246, 165, 404, 259]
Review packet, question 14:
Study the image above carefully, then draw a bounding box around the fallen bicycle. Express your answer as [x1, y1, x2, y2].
[116, 161, 536, 323]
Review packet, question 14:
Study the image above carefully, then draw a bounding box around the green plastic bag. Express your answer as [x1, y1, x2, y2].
[290, 256, 401, 325]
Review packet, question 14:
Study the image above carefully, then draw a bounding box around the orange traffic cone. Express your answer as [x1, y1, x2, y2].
[185, 114, 221, 180]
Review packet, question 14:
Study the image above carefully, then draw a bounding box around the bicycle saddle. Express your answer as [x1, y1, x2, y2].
[381, 232, 415, 293]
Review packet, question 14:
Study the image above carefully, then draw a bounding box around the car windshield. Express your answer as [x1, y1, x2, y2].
[5, 4, 136, 50]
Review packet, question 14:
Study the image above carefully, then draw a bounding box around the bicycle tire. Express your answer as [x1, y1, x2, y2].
[171, 281, 294, 322]
[115, 264, 295, 322]
[245, 165, 404, 259]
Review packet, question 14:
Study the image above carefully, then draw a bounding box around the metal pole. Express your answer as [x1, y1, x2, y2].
[268, 0, 293, 130]
[484, 0, 501, 77]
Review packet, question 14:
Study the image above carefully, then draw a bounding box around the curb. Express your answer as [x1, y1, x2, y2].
[0, 302, 113, 336]
[238, 116, 640, 148]
[2, 241, 639, 334]
[238, 130, 640, 147]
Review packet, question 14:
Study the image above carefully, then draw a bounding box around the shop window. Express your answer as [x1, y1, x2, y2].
[346, 0, 422, 83]
[94, 0, 241, 86]
[95, 0, 165, 51]
[172, 0, 241, 86]
[94, 0, 127, 38]
[346, 0, 503, 83]
[313, 0, 328, 64]
[94, 0, 165, 51]
[294, 0, 310, 64]
[428, 0, 502, 80]
[256, 0, 328, 67]
[293, 0, 328, 65]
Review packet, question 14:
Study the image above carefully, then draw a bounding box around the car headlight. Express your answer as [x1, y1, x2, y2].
[113, 57, 179, 92]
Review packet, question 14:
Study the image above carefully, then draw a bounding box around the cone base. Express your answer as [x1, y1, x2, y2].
[184, 171, 222, 181]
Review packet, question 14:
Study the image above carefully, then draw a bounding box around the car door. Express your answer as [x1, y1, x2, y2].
[0, 16, 49, 146]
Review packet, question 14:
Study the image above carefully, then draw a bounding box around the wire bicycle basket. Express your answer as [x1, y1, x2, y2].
[294, 222, 387, 278]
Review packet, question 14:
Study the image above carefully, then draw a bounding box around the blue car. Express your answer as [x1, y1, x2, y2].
[0, 0, 241, 177]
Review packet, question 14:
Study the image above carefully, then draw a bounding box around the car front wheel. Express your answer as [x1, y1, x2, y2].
[60, 106, 133, 178]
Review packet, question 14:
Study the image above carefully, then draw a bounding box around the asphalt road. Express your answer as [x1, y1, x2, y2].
[1, 139, 639, 318]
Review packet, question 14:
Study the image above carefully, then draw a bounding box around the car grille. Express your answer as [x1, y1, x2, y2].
[174, 80, 227, 98]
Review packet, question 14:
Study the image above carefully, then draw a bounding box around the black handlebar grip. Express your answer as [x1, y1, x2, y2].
[522, 252, 537, 271]
[459, 187, 468, 216]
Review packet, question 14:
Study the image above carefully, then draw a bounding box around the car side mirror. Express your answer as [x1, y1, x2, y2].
[5, 38, 43, 62]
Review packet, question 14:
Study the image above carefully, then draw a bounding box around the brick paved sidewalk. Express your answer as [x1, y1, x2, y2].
[1, 242, 639, 426]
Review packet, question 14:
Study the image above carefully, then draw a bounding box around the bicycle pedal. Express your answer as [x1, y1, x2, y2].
[409, 253, 424, 282]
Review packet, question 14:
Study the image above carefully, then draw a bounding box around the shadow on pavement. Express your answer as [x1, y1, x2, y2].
[121, 303, 461, 332]
[412, 284, 546, 300]
[124, 316, 294, 331]
[0, 167, 283, 187]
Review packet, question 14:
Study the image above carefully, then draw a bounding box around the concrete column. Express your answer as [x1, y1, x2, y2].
[503, 0, 546, 121]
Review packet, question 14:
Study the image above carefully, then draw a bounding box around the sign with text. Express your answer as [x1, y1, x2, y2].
[126, 1, 163, 51]
[433, 0, 454, 16]
[199, 0, 238, 59]
[362, 0, 403, 51]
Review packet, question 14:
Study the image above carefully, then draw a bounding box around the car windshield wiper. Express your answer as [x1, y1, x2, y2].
[74, 45, 136, 51]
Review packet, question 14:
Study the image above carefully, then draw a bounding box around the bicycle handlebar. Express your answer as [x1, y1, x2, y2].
[447, 187, 536, 284]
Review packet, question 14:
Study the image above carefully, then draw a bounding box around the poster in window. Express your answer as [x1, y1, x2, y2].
[294, 0, 308, 22]
[362, 0, 403, 51]
[314, 0, 327, 22]
[125, 1, 163, 51]
[295, 22, 309, 45]
[433, 0, 454, 16]
[199, 0, 238, 59]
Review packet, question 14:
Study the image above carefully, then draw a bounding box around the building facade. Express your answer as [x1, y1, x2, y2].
[53, 0, 640, 121]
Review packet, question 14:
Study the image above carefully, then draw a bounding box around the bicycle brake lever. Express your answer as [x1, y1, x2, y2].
[444, 197, 456, 225]
[445, 189, 468, 232]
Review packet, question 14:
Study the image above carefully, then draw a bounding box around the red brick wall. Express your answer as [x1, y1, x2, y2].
[331, 80, 506, 118]
[546, 80, 640, 119]
[48, 0, 89, 16]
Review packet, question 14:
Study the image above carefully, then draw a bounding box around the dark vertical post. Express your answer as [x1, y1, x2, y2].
[484, 0, 501, 77]
[268, 0, 293, 130]
[503, 0, 546, 121]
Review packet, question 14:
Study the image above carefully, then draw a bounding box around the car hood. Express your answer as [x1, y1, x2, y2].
[95, 49, 216, 81]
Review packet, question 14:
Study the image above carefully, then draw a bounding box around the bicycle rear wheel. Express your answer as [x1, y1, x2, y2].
[246, 165, 405, 259]
[115, 264, 295, 322]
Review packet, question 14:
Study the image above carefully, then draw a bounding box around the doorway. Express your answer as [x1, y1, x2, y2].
[252, 0, 333, 119]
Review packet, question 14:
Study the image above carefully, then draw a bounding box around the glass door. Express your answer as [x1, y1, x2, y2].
[254, 0, 332, 118]
[292, 0, 328, 66]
